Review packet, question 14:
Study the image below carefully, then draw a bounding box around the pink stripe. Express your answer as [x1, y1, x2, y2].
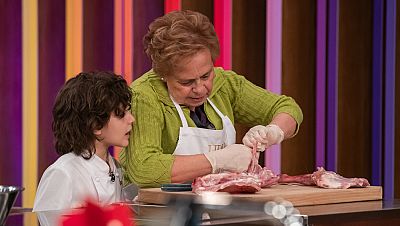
[265, 0, 282, 174]
[164, 0, 181, 14]
[214, 0, 232, 69]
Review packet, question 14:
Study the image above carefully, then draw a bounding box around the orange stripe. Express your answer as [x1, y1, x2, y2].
[66, 0, 82, 80]
[114, 0, 123, 75]
[113, 0, 133, 159]
[113, 0, 123, 159]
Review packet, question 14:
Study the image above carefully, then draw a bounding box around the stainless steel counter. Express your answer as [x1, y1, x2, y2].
[5, 199, 400, 226]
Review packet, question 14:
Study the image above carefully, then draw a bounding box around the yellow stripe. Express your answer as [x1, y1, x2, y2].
[22, 0, 38, 225]
[66, 0, 83, 80]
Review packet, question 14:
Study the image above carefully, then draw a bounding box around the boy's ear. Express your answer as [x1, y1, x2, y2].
[94, 129, 102, 136]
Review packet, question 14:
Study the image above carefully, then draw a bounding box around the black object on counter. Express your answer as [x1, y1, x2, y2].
[161, 183, 192, 192]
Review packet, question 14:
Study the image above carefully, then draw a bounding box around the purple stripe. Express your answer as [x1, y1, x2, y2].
[326, 0, 339, 171]
[83, 0, 114, 71]
[38, 0, 66, 178]
[0, 0, 23, 216]
[371, 0, 384, 186]
[384, 0, 396, 200]
[0, 0, 23, 188]
[315, 0, 327, 168]
[133, 0, 163, 79]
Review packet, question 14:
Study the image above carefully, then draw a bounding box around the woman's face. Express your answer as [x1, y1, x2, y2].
[165, 49, 215, 111]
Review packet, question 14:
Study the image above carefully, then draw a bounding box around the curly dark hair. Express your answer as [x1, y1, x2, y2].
[143, 10, 220, 77]
[52, 71, 132, 159]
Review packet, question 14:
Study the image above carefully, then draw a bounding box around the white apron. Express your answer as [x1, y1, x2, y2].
[171, 97, 236, 155]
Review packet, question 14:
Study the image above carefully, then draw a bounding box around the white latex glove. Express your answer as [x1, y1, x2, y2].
[204, 144, 252, 173]
[242, 124, 284, 151]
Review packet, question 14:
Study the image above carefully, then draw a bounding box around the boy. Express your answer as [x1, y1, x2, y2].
[33, 71, 134, 211]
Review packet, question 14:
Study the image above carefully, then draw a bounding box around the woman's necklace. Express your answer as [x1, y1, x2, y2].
[105, 152, 116, 182]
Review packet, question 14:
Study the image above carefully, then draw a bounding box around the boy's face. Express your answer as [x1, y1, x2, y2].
[96, 110, 135, 148]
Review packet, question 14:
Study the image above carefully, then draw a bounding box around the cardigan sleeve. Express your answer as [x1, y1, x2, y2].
[221, 70, 303, 134]
[120, 87, 174, 188]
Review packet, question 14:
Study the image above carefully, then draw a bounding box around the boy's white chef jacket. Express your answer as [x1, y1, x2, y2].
[33, 152, 122, 212]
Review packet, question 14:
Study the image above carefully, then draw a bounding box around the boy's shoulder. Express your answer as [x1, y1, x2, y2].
[45, 153, 84, 173]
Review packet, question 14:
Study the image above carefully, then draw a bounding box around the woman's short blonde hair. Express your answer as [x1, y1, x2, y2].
[143, 10, 220, 77]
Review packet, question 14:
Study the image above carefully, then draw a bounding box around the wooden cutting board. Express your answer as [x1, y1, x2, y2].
[138, 185, 382, 206]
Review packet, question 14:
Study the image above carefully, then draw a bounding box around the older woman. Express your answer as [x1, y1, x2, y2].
[120, 10, 303, 188]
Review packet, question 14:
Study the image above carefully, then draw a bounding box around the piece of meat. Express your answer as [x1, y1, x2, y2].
[311, 167, 370, 189]
[192, 145, 279, 194]
[256, 167, 280, 187]
[277, 167, 370, 189]
[192, 144, 371, 194]
[278, 173, 315, 186]
[193, 147, 371, 194]
[192, 172, 262, 194]
[247, 144, 258, 173]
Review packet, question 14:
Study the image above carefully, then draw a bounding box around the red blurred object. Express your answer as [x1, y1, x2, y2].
[59, 199, 134, 226]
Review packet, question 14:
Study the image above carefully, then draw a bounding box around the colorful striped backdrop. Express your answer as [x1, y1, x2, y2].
[0, 1, 399, 225]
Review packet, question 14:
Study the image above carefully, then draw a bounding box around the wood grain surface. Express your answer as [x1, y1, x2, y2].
[138, 185, 382, 206]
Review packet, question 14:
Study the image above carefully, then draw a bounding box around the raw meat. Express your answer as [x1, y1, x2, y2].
[278, 167, 370, 189]
[278, 173, 315, 186]
[247, 143, 259, 173]
[312, 167, 370, 189]
[191, 172, 262, 194]
[192, 145, 370, 194]
[192, 146, 279, 194]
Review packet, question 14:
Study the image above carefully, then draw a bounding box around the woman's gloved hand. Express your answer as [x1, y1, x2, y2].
[204, 144, 252, 173]
[242, 124, 284, 151]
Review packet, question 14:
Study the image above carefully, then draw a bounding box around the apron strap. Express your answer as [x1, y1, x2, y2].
[207, 98, 236, 145]
[207, 98, 226, 119]
[170, 95, 189, 127]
